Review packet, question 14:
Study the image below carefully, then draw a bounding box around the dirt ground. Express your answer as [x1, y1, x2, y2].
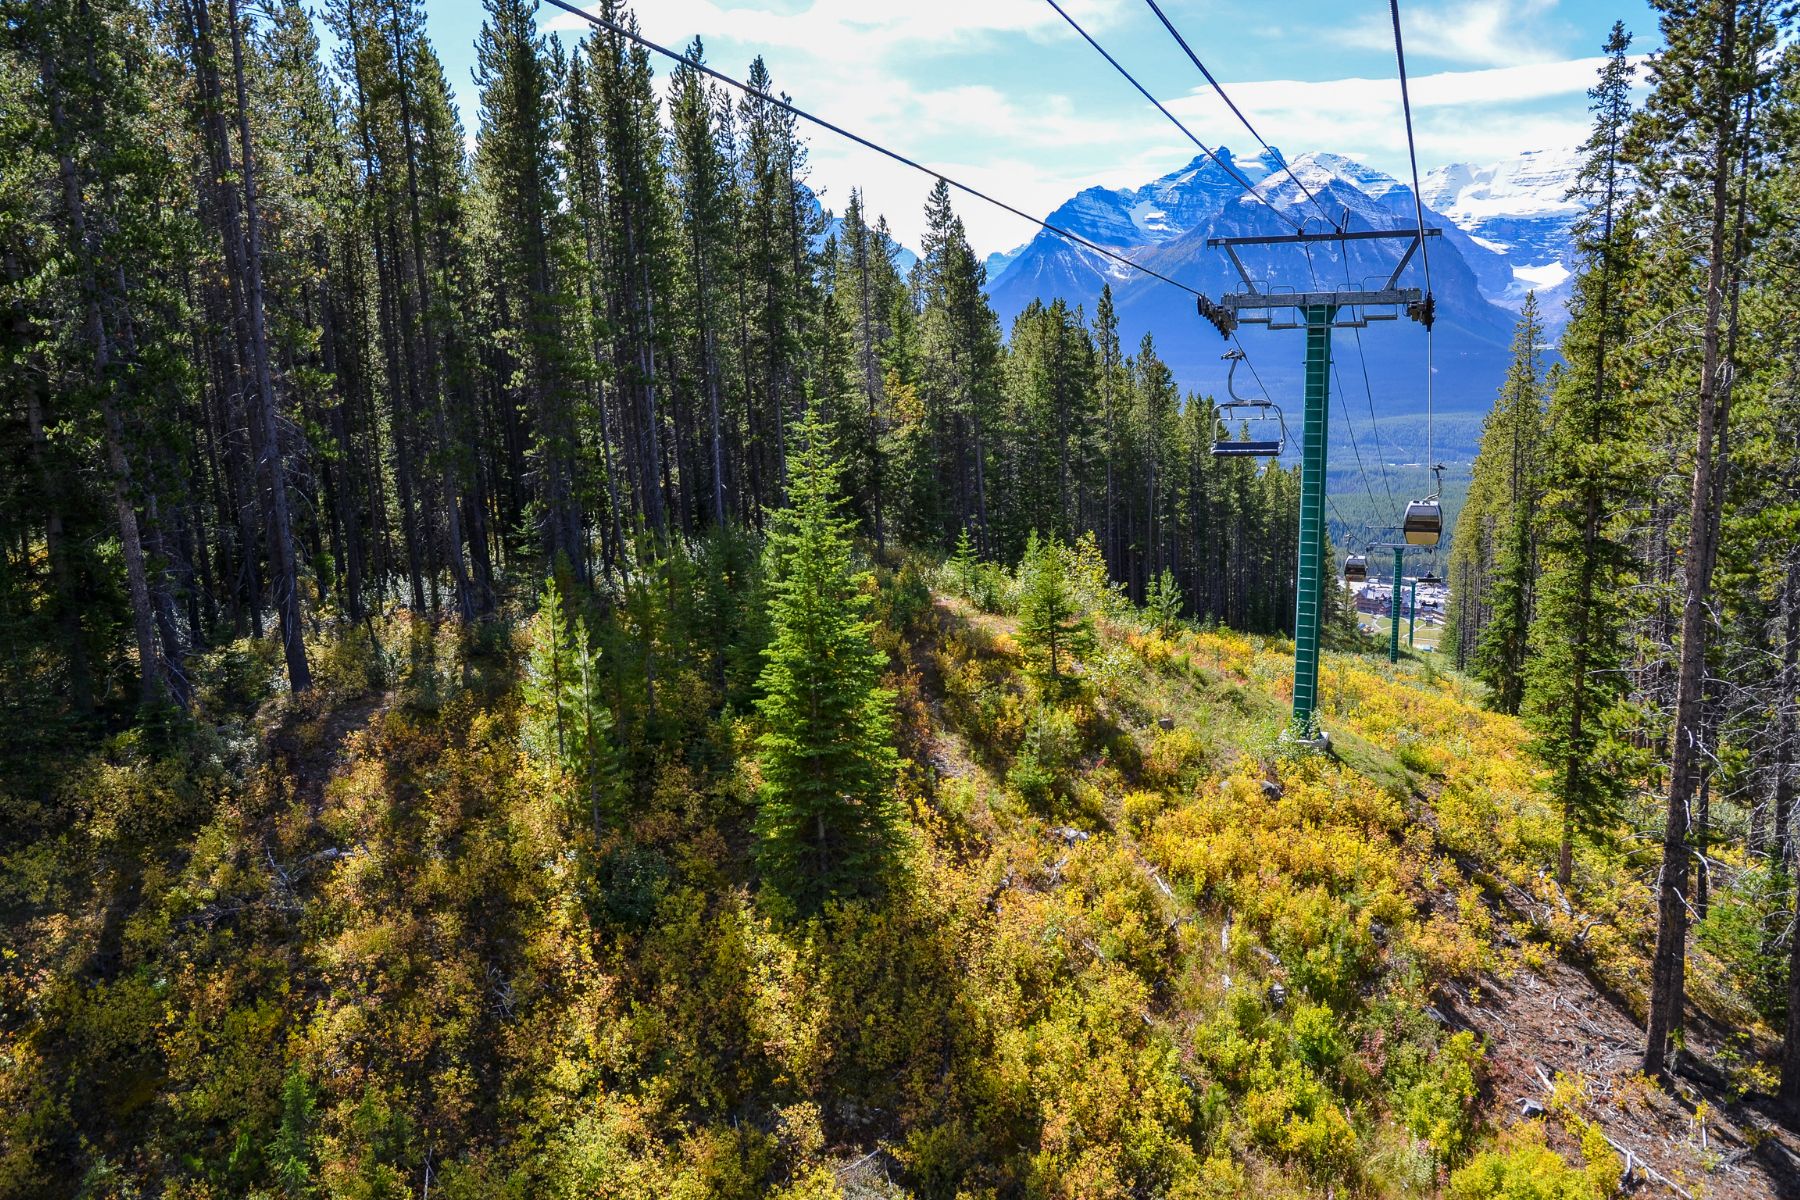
[1443, 956, 1800, 1198]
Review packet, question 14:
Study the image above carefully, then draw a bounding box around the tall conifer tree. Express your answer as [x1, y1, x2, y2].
[1471, 294, 1546, 713]
[754, 404, 899, 910]
[1637, 0, 1783, 1079]
[1523, 25, 1640, 888]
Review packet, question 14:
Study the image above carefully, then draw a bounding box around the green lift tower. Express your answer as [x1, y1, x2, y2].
[1200, 227, 1438, 746]
[1388, 545, 1406, 664]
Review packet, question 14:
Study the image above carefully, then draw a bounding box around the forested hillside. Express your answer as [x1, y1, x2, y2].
[0, 0, 1303, 710]
[5, 0, 1800, 1196]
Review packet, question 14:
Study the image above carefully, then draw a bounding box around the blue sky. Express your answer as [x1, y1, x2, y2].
[412, 0, 1657, 255]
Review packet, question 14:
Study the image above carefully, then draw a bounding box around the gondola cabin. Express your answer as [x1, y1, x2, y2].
[1343, 554, 1368, 583]
[1402, 499, 1442, 546]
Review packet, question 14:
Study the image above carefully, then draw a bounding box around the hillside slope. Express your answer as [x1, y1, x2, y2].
[2, 570, 1796, 1198]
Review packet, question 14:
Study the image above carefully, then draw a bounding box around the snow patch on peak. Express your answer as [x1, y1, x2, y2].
[1417, 148, 1585, 323]
[1421, 147, 1583, 223]
[1281, 151, 1406, 200]
[1146, 147, 1274, 193]
[1514, 261, 1570, 291]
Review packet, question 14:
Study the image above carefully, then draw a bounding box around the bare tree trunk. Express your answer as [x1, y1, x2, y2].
[1775, 556, 1800, 1117]
[1776, 559, 1800, 870]
[226, 0, 309, 691]
[1781, 885, 1800, 1119]
[38, 29, 166, 709]
[1644, 3, 1746, 1078]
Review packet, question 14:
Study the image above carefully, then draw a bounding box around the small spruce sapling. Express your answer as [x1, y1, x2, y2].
[1016, 532, 1095, 694]
[948, 524, 979, 595]
[523, 573, 620, 834]
[1146, 567, 1183, 636]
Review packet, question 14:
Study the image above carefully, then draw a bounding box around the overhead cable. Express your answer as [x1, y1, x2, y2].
[1139, 0, 1333, 228]
[1386, 0, 1433, 301]
[1388, 0, 1440, 499]
[1041, 0, 1303, 233]
[1341, 251, 1397, 510]
[1330, 356, 1387, 517]
[540, 0, 1208, 298]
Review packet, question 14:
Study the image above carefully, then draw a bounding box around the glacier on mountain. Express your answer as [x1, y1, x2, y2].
[1422, 148, 1583, 315]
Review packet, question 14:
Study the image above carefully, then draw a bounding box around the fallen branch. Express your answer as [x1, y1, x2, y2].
[1530, 1067, 1695, 1200]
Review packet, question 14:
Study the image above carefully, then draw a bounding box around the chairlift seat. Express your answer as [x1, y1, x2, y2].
[1210, 399, 1285, 459]
[1212, 438, 1284, 457]
[1402, 500, 1442, 546]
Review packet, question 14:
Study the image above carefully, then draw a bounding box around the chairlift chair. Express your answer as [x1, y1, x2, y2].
[1343, 554, 1369, 583]
[1211, 402, 1285, 457]
[1210, 348, 1285, 458]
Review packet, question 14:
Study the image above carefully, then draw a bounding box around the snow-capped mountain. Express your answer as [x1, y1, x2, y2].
[1040, 147, 1282, 249]
[1421, 148, 1583, 318]
[985, 146, 1524, 421]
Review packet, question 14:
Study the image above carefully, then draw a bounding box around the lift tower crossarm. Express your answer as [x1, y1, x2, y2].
[1205, 228, 1441, 330]
[1205, 227, 1443, 246]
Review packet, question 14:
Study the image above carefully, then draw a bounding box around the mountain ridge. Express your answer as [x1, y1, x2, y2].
[975, 145, 1581, 440]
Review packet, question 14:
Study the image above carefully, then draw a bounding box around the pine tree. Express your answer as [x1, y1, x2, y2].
[524, 572, 619, 835]
[1145, 567, 1183, 636]
[1471, 294, 1546, 713]
[585, 3, 675, 539]
[947, 522, 979, 593]
[737, 55, 813, 519]
[1016, 531, 1096, 693]
[1130, 334, 1180, 602]
[1522, 24, 1641, 889]
[523, 571, 574, 766]
[753, 404, 899, 911]
[1636, 0, 1784, 1080]
[669, 37, 739, 528]
[1093, 285, 1126, 573]
[918, 180, 1001, 551]
[999, 298, 1096, 558]
[28, 0, 200, 709]
[833, 189, 904, 547]
[474, 0, 584, 577]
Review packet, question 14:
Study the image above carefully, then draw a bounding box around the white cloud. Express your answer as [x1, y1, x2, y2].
[543, 0, 1140, 252]
[544, 0, 1127, 49]
[539, 0, 1626, 257]
[1341, 0, 1564, 68]
[1163, 57, 1626, 184]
